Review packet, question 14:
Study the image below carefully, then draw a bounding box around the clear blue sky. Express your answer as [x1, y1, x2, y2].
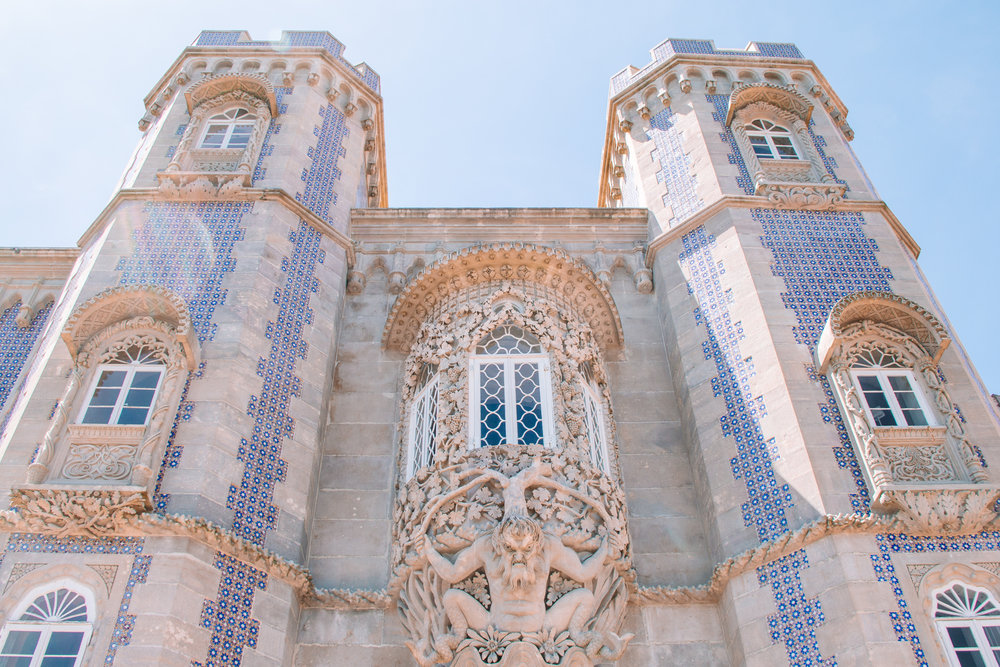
[1, 1, 998, 395]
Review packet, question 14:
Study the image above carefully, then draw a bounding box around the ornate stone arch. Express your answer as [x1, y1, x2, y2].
[918, 564, 1000, 667]
[382, 243, 625, 354]
[25, 285, 195, 500]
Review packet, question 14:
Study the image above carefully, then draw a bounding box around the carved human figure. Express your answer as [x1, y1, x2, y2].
[417, 513, 613, 653]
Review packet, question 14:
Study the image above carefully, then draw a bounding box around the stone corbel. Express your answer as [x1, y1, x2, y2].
[364, 138, 375, 152]
[880, 487, 1000, 535]
[679, 78, 692, 93]
[591, 245, 611, 286]
[637, 104, 651, 120]
[631, 244, 653, 294]
[307, 72, 320, 87]
[657, 89, 670, 108]
[282, 71, 294, 86]
[344, 102, 357, 117]
[706, 80, 717, 94]
[389, 245, 408, 294]
[758, 182, 847, 210]
[326, 87, 340, 104]
[362, 118, 374, 132]
[618, 119, 632, 134]
[138, 115, 153, 131]
[367, 162, 377, 176]
[175, 71, 190, 87]
[615, 141, 627, 155]
[610, 187, 622, 201]
[611, 162, 624, 179]
[156, 171, 250, 200]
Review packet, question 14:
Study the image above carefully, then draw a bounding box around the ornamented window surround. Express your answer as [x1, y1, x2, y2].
[819, 291, 998, 531]
[159, 73, 276, 198]
[23, 286, 196, 497]
[0, 580, 96, 667]
[395, 286, 619, 484]
[919, 564, 1000, 667]
[726, 82, 846, 209]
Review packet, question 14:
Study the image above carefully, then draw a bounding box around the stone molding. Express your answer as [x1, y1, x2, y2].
[382, 243, 625, 353]
[2, 508, 996, 611]
[725, 82, 814, 125]
[818, 290, 950, 371]
[184, 72, 278, 116]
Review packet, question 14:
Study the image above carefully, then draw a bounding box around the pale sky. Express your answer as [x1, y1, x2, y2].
[1, 1, 998, 394]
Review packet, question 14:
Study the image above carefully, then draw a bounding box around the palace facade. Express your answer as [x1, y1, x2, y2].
[0, 30, 997, 666]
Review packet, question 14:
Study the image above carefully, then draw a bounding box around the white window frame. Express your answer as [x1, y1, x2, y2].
[406, 371, 439, 480]
[581, 379, 610, 474]
[469, 353, 554, 449]
[77, 357, 164, 427]
[198, 107, 257, 150]
[746, 118, 800, 160]
[0, 584, 94, 667]
[934, 583, 1000, 667]
[851, 368, 936, 428]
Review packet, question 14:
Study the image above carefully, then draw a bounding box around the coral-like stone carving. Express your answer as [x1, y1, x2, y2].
[392, 448, 633, 667]
[7, 488, 149, 537]
[881, 488, 1000, 535]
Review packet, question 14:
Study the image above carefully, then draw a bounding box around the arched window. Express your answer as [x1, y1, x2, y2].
[0, 587, 92, 666]
[746, 118, 799, 160]
[78, 344, 164, 426]
[469, 325, 553, 449]
[933, 583, 1000, 666]
[850, 347, 934, 428]
[198, 107, 257, 149]
[407, 363, 439, 479]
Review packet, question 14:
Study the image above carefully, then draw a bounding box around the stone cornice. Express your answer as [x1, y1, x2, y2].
[4, 509, 992, 611]
[644, 196, 921, 264]
[351, 207, 649, 245]
[76, 188, 356, 266]
[0, 248, 79, 281]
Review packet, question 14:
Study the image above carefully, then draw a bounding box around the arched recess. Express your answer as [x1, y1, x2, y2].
[183, 72, 278, 117]
[382, 243, 624, 354]
[817, 290, 949, 372]
[725, 81, 813, 126]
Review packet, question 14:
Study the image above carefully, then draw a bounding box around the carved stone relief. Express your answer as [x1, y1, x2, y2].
[4, 563, 44, 593]
[392, 449, 633, 666]
[87, 564, 119, 595]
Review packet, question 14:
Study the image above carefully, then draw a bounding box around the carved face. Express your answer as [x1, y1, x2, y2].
[492, 515, 544, 590]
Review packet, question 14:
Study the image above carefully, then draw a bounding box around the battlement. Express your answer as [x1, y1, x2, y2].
[610, 38, 804, 95]
[192, 30, 380, 93]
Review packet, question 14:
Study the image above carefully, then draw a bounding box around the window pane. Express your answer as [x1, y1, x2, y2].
[772, 136, 793, 145]
[955, 651, 988, 667]
[117, 407, 151, 425]
[44, 631, 83, 655]
[0, 658, 32, 667]
[857, 376, 897, 426]
[984, 625, 1000, 647]
[479, 363, 506, 447]
[949, 626, 980, 649]
[94, 370, 127, 393]
[513, 362, 543, 445]
[89, 387, 122, 407]
[1, 630, 39, 656]
[748, 135, 768, 144]
[123, 387, 156, 409]
[39, 659, 76, 667]
[752, 145, 773, 158]
[130, 371, 162, 390]
[81, 407, 114, 424]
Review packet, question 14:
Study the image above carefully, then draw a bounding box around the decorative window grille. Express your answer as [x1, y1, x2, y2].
[407, 364, 439, 479]
[78, 345, 164, 426]
[0, 588, 91, 667]
[934, 583, 1000, 667]
[580, 363, 610, 473]
[470, 325, 552, 449]
[199, 108, 257, 149]
[746, 118, 799, 159]
[850, 348, 933, 428]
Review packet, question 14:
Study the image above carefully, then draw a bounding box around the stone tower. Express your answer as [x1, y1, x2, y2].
[0, 32, 997, 667]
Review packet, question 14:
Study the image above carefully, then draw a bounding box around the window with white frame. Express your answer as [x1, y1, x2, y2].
[850, 348, 933, 428]
[78, 345, 164, 426]
[580, 363, 610, 473]
[0, 587, 92, 667]
[746, 118, 799, 160]
[407, 364, 439, 479]
[198, 108, 257, 149]
[470, 325, 552, 449]
[934, 582, 1000, 667]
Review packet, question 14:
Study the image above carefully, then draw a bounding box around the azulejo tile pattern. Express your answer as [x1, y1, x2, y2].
[295, 102, 348, 224]
[872, 532, 1000, 666]
[680, 225, 790, 542]
[5, 534, 146, 665]
[195, 553, 267, 667]
[680, 225, 835, 664]
[251, 87, 291, 185]
[807, 125, 846, 186]
[648, 107, 703, 225]
[151, 363, 203, 511]
[758, 550, 834, 666]
[0, 301, 54, 418]
[197, 221, 323, 666]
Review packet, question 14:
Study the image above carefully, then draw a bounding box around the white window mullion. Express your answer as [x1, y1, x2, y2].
[503, 358, 517, 445]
